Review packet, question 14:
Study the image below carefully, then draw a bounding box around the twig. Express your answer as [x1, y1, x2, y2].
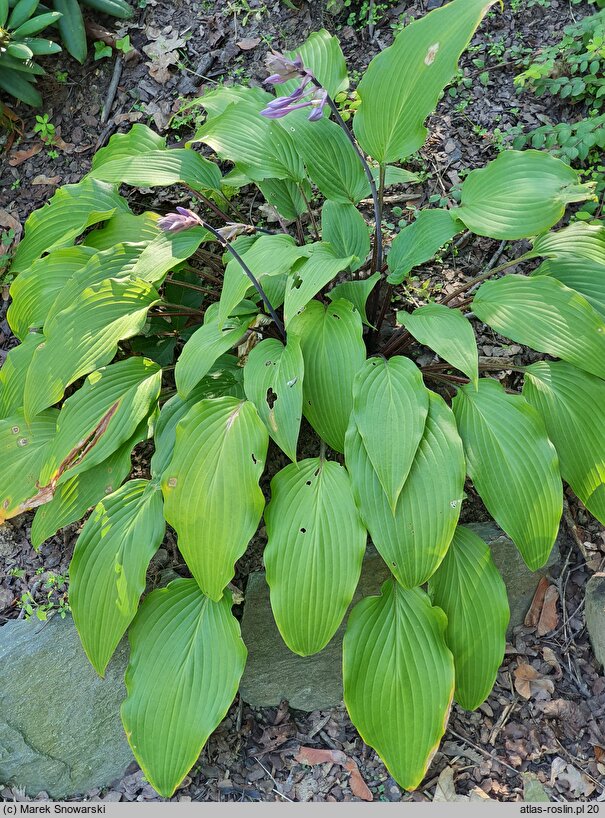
[447, 728, 522, 777]
[562, 498, 589, 561]
[101, 56, 123, 125]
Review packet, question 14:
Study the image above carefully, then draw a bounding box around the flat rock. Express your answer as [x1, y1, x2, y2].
[240, 525, 561, 710]
[0, 615, 133, 798]
[585, 572, 605, 668]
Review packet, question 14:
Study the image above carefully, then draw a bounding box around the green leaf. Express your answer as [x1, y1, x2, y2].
[193, 85, 272, 120]
[456, 151, 593, 239]
[473, 274, 605, 381]
[387, 210, 462, 284]
[283, 111, 368, 204]
[71, 480, 165, 675]
[284, 243, 354, 325]
[289, 298, 366, 452]
[8, 246, 97, 340]
[161, 398, 268, 600]
[283, 28, 348, 98]
[121, 579, 246, 796]
[452, 378, 562, 570]
[327, 272, 381, 327]
[352, 356, 428, 511]
[0, 332, 43, 419]
[0, 409, 57, 523]
[196, 103, 305, 183]
[92, 123, 166, 169]
[256, 178, 307, 221]
[10, 178, 129, 273]
[84, 212, 161, 251]
[353, 0, 496, 163]
[89, 148, 221, 194]
[428, 525, 509, 710]
[151, 361, 244, 479]
[130, 227, 210, 286]
[397, 304, 478, 387]
[31, 424, 148, 549]
[38, 357, 161, 487]
[243, 337, 304, 461]
[264, 458, 366, 655]
[345, 390, 464, 588]
[533, 258, 605, 319]
[322, 201, 370, 271]
[175, 303, 256, 399]
[343, 580, 454, 790]
[23, 276, 159, 418]
[218, 234, 306, 327]
[531, 221, 605, 264]
[523, 361, 605, 526]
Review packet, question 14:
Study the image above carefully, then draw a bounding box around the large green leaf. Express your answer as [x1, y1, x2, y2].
[352, 356, 428, 511]
[218, 234, 306, 327]
[523, 361, 605, 525]
[428, 526, 509, 711]
[345, 391, 464, 588]
[283, 243, 354, 325]
[196, 103, 305, 183]
[387, 210, 462, 285]
[11, 179, 130, 273]
[121, 579, 246, 797]
[397, 304, 478, 387]
[89, 148, 221, 194]
[531, 221, 605, 263]
[175, 303, 257, 399]
[0, 331, 43, 419]
[456, 151, 592, 240]
[533, 259, 605, 319]
[327, 273, 381, 327]
[264, 458, 366, 656]
[472, 274, 605, 381]
[161, 398, 268, 600]
[452, 378, 562, 570]
[0, 409, 58, 523]
[322, 201, 370, 271]
[84, 212, 161, 251]
[256, 178, 307, 221]
[71, 480, 165, 675]
[91, 123, 167, 169]
[151, 360, 244, 479]
[289, 298, 366, 452]
[243, 337, 304, 462]
[31, 424, 148, 549]
[8, 246, 97, 340]
[283, 28, 348, 98]
[284, 112, 368, 204]
[343, 581, 454, 790]
[193, 85, 272, 120]
[38, 357, 161, 487]
[353, 0, 496, 163]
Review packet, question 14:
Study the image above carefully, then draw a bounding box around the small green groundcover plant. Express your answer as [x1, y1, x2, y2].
[2, 0, 605, 797]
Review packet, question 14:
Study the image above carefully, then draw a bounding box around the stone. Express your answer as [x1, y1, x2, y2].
[240, 525, 562, 710]
[0, 615, 133, 798]
[467, 522, 561, 635]
[585, 573, 605, 668]
[239, 550, 391, 711]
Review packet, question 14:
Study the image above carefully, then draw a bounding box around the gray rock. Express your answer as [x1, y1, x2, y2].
[467, 522, 561, 635]
[240, 525, 562, 710]
[585, 573, 605, 668]
[0, 615, 133, 798]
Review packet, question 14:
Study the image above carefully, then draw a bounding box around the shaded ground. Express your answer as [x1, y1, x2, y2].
[1, 0, 605, 804]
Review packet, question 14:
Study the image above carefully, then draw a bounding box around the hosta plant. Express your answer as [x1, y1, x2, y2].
[3, 0, 604, 798]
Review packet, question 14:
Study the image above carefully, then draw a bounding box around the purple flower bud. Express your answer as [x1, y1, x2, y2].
[158, 207, 204, 233]
[264, 51, 305, 84]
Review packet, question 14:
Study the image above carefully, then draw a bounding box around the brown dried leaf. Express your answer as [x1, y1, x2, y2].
[295, 747, 347, 766]
[514, 662, 555, 700]
[237, 37, 261, 50]
[8, 144, 42, 166]
[31, 175, 62, 186]
[525, 576, 549, 627]
[536, 585, 559, 636]
[344, 760, 373, 802]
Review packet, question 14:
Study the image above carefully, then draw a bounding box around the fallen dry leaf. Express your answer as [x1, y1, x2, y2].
[595, 746, 605, 764]
[536, 585, 559, 636]
[542, 646, 562, 678]
[294, 746, 347, 766]
[514, 662, 555, 700]
[550, 757, 596, 798]
[32, 174, 62, 186]
[8, 144, 42, 166]
[344, 760, 373, 802]
[143, 33, 186, 84]
[237, 37, 261, 50]
[433, 766, 490, 802]
[525, 576, 549, 627]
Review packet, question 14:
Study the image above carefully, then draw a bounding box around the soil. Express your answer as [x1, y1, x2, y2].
[1, 0, 605, 804]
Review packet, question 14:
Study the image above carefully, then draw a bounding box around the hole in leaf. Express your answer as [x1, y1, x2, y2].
[251, 453, 258, 464]
[266, 388, 277, 409]
[306, 480, 311, 486]
[300, 527, 306, 533]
